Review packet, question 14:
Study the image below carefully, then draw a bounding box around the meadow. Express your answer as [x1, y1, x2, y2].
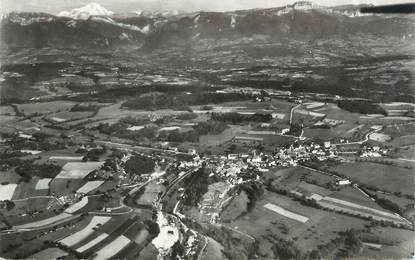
[330, 162, 414, 195]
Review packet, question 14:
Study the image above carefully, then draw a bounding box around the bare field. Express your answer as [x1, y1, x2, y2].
[56, 162, 104, 179]
[76, 181, 105, 194]
[0, 183, 17, 200]
[264, 203, 309, 223]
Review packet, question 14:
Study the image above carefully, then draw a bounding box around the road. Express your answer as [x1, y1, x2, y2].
[11, 195, 57, 202]
[333, 128, 381, 146]
[289, 103, 302, 127]
[397, 158, 415, 163]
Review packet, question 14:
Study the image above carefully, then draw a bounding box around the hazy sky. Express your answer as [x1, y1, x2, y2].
[1, 0, 411, 14]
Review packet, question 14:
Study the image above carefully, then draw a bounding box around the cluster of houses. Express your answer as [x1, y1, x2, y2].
[359, 145, 389, 158]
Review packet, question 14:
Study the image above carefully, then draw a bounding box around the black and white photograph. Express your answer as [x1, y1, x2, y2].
[0, 0, 414, 259]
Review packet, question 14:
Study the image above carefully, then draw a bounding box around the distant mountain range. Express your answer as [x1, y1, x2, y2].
[1, 1, 414, 49]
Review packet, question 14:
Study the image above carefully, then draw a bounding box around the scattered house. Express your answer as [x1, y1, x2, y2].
[188, 149, 197, 155]
[227, 154, 238, 160]
[337, 179, 351, 186]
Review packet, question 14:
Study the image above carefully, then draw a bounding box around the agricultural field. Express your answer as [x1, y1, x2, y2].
[0, 197, 54, 226]
[46, 110, 95, 123]
[64, 197, 89, 214]
[15, 101, 77, 116]
[0, 169, 21, 183]
[55, 162, 104, 179]
[0, 183, 17, 200]
[76, 233, 109, 253]
[329, 162, 414, 195]
[199, 125, 251, 146]
[225, 190, 368, 256]
[202, 237, 227, 260]
[59, 216, 112, 247]
[76, 181, 105, 194]
[135, 182, 165, 207]
[330, 186, 384, 210]
[68, 215, 132, 252]
[300, 103, 385, 141]
[266, 166, 338, 191]
[50, 178, 86, 196]
[220, 190, 249, 221]
[14, 212, 76, 230]
[318, 196, 409, 225]
[28, 248, 68, 259]
[34, 178, 52, 190]
[358, 227, 415, 259]
[93, 235, 131, 260]
[0, 214, 93, 258]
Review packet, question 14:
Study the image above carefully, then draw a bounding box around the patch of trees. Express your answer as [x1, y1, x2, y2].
[314, 229, 362, 258]
[182, 221, 256, 260]
[102, 158, 118, 171]
[71, 83, 212, 103]
[238, 182, 264, 212]
[267, 184, 323, 209]
[2, 200, 15, 211]
[175, 113, 198, 121]
[182, 167, 210, 207]
[200, 105, 213, 111]
[124, 155, 155, 175]
[83, 147, 107, 162]
[144, 219, 160, 236]
[227, 79, 289, 91]
[0, 150, 30, 160]
[15, 161, 61, 182]
[366, 191, 403, 215]
[287, 123, 302, 136]
[211, 112, 272, 124]
[193, 120, 228, 135]
[335, 229, 363, 258]
[271, 238, 301, 259]
[171, 241, 185, 259]
[96, 118, 228, 144]
[4, 135, 64, 151]
[337, 100, 387, 115]
[95, 122, 158, 142]
[122, 92, 250, 110]
[119, 116, 151, 126]
[291, 78, 355, 97]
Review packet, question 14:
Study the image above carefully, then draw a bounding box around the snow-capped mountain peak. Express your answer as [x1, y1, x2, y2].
[57, 3, 114, 20]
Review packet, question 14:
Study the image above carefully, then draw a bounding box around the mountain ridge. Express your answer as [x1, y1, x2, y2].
[1, 2, 414, 50]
